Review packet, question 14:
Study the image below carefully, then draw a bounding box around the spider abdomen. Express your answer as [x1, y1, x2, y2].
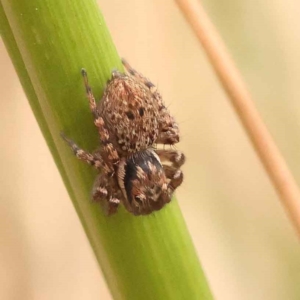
[98, 71, 160, 154]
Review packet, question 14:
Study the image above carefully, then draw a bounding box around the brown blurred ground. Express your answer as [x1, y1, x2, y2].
[1, 1, 300, 299]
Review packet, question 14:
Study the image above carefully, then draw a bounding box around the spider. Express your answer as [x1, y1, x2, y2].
[62, 59, 185, 215]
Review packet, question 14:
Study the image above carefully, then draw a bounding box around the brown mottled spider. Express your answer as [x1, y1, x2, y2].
[62, 59, 185, 215]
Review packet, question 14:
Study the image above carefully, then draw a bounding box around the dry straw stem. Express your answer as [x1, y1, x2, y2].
[175, 0, 300, 236]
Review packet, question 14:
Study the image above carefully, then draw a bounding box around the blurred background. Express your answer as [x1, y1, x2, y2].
[1, 0, 300, 299]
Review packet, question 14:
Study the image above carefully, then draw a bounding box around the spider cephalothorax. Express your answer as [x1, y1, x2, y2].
[62, 59, 185, 215]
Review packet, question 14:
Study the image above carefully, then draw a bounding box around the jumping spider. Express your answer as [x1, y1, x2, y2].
[62, 59, 185, 215]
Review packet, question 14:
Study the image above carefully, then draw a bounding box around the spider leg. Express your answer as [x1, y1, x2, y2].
[155, 148, 185, 197]
[155, 149, 185, 168]
[163, 165, 184, 194]
[61, 133, 111, 171]
[81, 69, 119, 169]
[92, 173, 121, 215]
[62, 133, 121, 214]
[156, 113, 180, 145]
[154, 164, 183, 208]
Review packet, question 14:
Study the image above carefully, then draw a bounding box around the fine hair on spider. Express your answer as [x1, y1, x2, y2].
[62, 59, 185, 216]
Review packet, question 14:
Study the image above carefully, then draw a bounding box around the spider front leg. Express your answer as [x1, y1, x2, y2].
[81, 69, 119, 169]
[92, 173, 121, 215]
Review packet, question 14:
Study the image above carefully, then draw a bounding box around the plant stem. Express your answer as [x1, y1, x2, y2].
[175, 0, 300, 238]
[0, 1, 213, 299]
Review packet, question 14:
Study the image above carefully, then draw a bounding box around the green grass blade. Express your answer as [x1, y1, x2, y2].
[0, 1, 213, 299]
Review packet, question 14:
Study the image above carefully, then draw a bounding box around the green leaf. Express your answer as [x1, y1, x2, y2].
[0, 1, 213, 299]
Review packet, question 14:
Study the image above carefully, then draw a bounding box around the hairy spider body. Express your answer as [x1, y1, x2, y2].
[62, 60, 185, 216]
[118, 149, 170, 215]
[98, 71, 160, 154]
